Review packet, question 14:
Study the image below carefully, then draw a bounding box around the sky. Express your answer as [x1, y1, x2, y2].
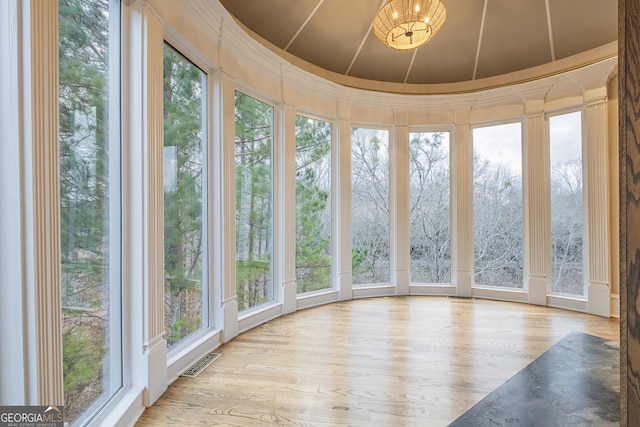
[472, 112, 582, 174]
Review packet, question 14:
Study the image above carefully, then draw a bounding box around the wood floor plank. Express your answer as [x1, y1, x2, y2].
[136, 296, 620, 426]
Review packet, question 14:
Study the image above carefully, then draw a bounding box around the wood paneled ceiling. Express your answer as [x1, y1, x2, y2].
[218, 0, 617, 86]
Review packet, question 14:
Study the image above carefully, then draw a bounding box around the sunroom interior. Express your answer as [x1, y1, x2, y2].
[1, 0, 638, 426]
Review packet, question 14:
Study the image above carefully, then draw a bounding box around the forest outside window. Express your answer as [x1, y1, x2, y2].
[351, 128, 390, 286]
[163, 42, 208, 348]
[235, 91, 274, 311]
[472, 123, 524, 289]
[549, 111, 584, 296]
[409, 131, 451, 284]
[295, 116, 332, 294]
[59, 0, 121, 423]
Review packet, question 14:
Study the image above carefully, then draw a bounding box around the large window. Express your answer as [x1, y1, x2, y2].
[235, 92, 274, 311]
[163, 43, 208, 348]
[409, 131, 451, 283]
[59, 0, 121, 423]
[295, 116, 332, 294]
[473, 123, 523, 288]
[550, 111, 584, 295]
[351, 128, 390, 286]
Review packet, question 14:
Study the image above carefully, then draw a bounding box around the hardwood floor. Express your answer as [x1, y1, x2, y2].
[136, 296, 620, 426]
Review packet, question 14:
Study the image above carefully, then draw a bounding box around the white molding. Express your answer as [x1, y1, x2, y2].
[528, 275, 548, 306]
[547, 294, 588, 313]
[611, 293, 620, 318]
[352, 285, 396, 299]
[472, 287, 529, 303]
[410, 285, 457, 296]
[588, 281, 611, 317]
[238, 303, 283, 334]
[297, 290, 340, 310]
[166, 329, 223, 384]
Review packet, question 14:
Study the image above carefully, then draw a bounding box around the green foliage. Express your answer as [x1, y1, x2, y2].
[295, 116, 332, 293]
[163, 43, 205, 346]
[235, 92, 274, 310]
[62, 327, 105, 401]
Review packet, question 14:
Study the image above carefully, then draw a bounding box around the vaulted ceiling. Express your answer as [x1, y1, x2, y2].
[219, 0, 617, 88]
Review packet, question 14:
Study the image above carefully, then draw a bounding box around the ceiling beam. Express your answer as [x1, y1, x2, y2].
[472, 0, 489, 80]
[284, 0, 325, 51]
[544, 0, 556, 61]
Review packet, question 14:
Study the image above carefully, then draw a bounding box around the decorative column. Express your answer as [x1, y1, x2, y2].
[280, 103, 298, 314]
[218, 69, 239, 341]
[525, 99, 549, 306]
[337, 102, 353, 301]
[4, 0, 65, 406]
[585, 88, 611, 317]
[124, 0, 167, 406]
[393, 109, 410, 296]
[454, 108, 473, 297]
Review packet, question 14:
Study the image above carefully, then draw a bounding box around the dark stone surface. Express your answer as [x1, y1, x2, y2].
[448, 331, 620, 427]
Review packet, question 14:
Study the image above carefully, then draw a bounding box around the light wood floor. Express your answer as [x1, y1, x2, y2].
[136, 296, 620, 427]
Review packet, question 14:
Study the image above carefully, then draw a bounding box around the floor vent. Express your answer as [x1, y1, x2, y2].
[181, 352, 221, 378]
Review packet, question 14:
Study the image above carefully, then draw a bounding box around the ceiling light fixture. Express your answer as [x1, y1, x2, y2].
[374, 0, 446, 50]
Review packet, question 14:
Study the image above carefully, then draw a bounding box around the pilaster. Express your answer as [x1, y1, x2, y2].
[454, 108, 473, 297]
[585, 95, 611, 317]
[337, 103, 353, 300]
[394, 109, 410, 295]
[525, 100, 549, 305]
[281, 103, 298, 314]
[220, 71, 239, 341]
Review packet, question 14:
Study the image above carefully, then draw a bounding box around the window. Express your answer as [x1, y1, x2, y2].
[163, 43, 208, 348]
[409, 131, 451, 283]
[295, 116, 332, 294]
[473, 123, 523, 288]
[351, 128, 390, 286]
[59, 0, 121, 423]
[549, 111, 584, 295]
[235, 92, 274, 311]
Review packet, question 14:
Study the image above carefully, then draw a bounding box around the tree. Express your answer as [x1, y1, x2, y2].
[351, 128, 390, 285]
[59, 0, 112, 422]
[235, 92, 273, 310]
[163, 43, 205, 346]
[551, 158, 583, 294]
[473, 155, 524, 287]
[409, 132, 451, 283]
[295, 116, 332, 293]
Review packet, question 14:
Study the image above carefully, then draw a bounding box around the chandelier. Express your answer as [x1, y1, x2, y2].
[373, 0, 446, 50]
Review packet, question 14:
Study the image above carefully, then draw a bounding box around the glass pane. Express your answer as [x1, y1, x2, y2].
[550, 112, 584, 295]
[351, 128, 390, 286]
[59, 0, 121, 423]
[473, 123, 523, 288]
[295, 116, 332, 294]
[163, 43, 207, 347]
[235, 92, 274, 311]
[409, 131, 451, 283]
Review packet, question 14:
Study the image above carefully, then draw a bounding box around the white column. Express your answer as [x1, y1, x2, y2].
[454, 109, 473, 297]
[525, 100, 549, 305]
[281, 103, 298, 313]
[394, 110, 410, 295]
[0, 0, 63, 406]
[219, 71, 239, 341]
[337, 103, 353, 300]
[585, 89, 611, 317]
[123, 0, 167, 406]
